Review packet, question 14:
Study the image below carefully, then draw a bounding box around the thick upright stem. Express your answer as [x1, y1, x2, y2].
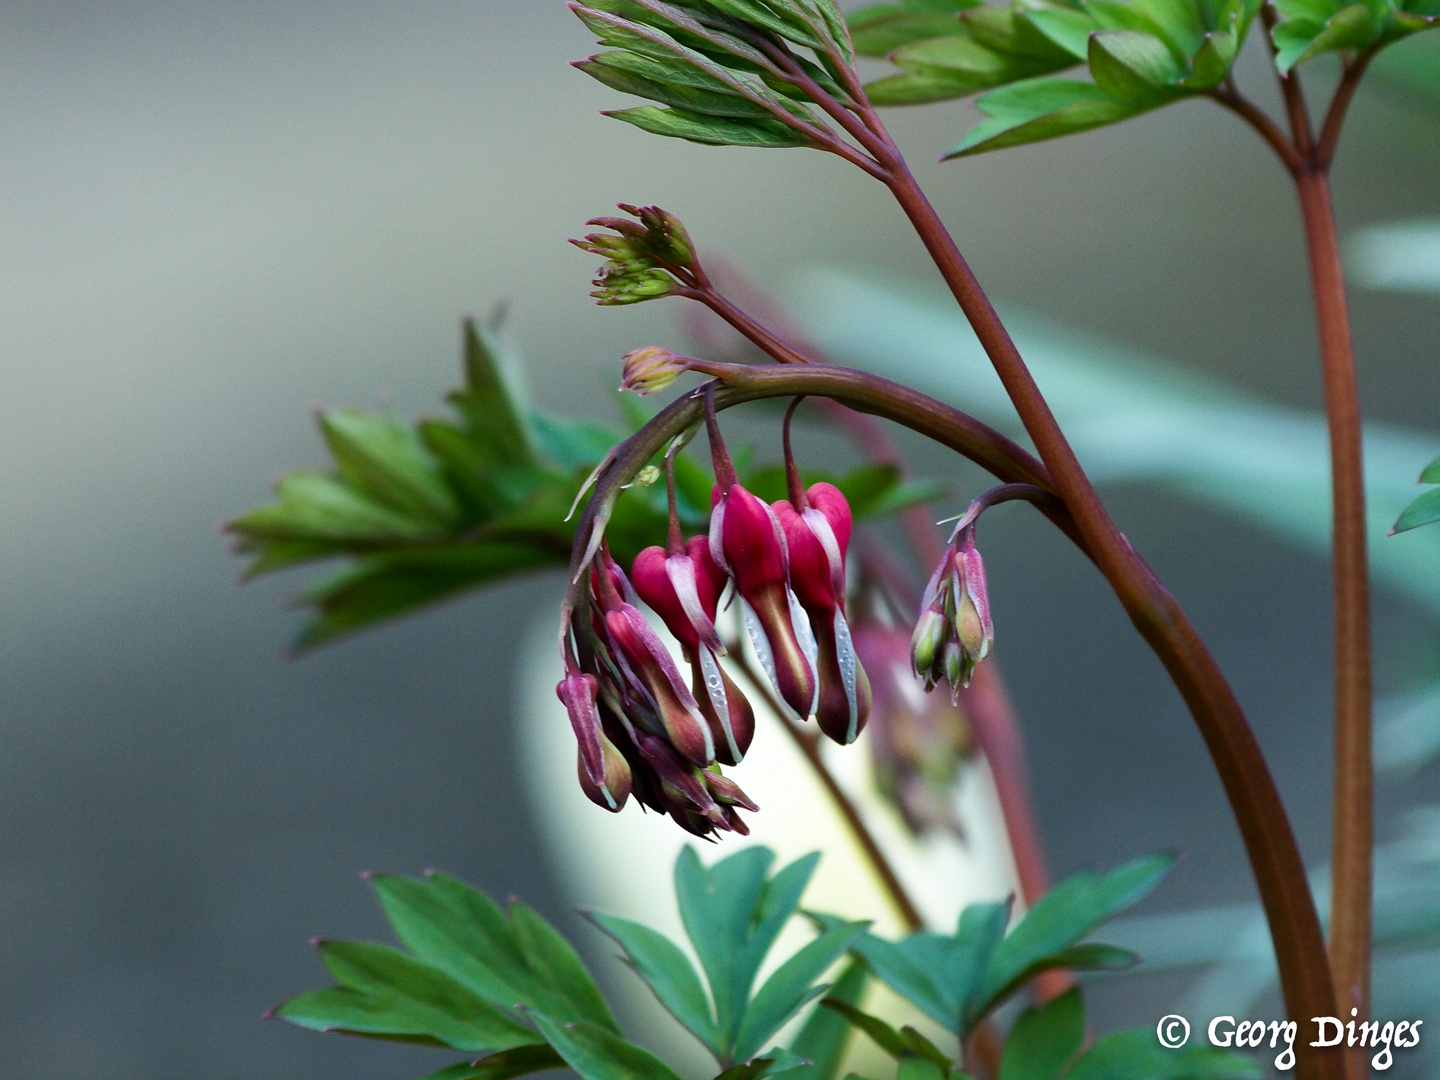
[877, 163, 1342, 1080]
[1296, 168, 1372, 1043]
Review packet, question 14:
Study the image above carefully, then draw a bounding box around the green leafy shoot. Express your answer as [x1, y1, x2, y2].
[810, 854, 1174, 1039]
[1270, 0, 1438, 73]
[848, 0, 1267, 152]
[1391, 453, 1440, 533]
[588, 846, 869, 1068]
[568, 0, 863, 152]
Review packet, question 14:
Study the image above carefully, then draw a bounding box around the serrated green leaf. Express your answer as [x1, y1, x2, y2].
[975, 855, 1173, 1016]
[1088, 30, 1185, 104]
[788, 963, 868, 1080]
[1392, 484, 1440, 533]
[945, 76, 1141, 157]
[1064, 1029, 1263, 1080]
[278, 940, 539, 1052]
[586, 911, 719, 1054]
[734, 921, 869, 1060]
[605, 104, 816, 146]
[998, 987, 1084, 1080]
[529, 1012, 689, 1080]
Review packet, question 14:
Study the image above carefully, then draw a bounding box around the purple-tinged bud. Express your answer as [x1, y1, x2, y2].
[603, 606, 715, 766]
[632, 537, 755, 765]
[620, 346, 691, 396]
[912, 526, 995, 698]
[952, 535, 993, 663]
[558, 670, 607, 787]
[631, 537, 725, 654]
[577, 731, 632, 812]
[703, 767, 759, 812]
[774, 484, 871, 745]
[910, 610, 948, 684]
[711, 483, 817, 719]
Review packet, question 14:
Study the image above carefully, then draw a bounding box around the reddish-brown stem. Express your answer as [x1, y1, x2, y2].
[1316, 49, 1376, 168]
[1297, 167, 1372, 1064]
[1209, 87, 1305, 176]
[1260, 2, 1316, 155]
[872, 150, 1341, 1080]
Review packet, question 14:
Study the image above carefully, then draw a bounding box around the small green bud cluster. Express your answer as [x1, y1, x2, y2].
[571, 203, 695, 306]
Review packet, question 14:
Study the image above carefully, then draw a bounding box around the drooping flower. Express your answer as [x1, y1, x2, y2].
[631, 536, 756, 766]
[774, 482, 872, 744]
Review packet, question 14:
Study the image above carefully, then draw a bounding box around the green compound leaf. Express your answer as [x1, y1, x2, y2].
[577, 53, 784, 119]
[818, 855, 1173, 1040]
[605, 104, 817, 146]
[733, 920, 870, 1061]
[943, 77, 1142, 158]
[274, 940, 540, 1053]
[586, 911, 720, 1055]
[529, 1012, 689, 1080]
[1270, 0, 1438, 71]
[891, 34, 1072, 94]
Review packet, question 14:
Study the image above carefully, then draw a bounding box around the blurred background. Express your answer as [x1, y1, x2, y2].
[0, 3, 1438, 1078]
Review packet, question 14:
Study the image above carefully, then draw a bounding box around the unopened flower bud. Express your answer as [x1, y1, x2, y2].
[632, 537, 755, 765]
[774, 483, 871, 745]
[912, 526, 995, 697]
[577, 731, 632, 812]
[711, 483, 817, 719]
[621, 346, 692, 395]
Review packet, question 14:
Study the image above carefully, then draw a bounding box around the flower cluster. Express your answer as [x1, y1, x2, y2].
[911, 524, 994, 697]
[556, 396, 873, 838]
[570, 203, 695, 306]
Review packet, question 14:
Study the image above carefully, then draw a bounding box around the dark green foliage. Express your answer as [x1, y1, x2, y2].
[1392, 453, 1440, 533]
[591, 846, 869, 1067]
[811, 854, 1172, 1039]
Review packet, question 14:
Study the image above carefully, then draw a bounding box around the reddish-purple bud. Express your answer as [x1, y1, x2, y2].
[912, 527, 994, 697]
[604, 605, 716, 766]
[711, 483, 817, 719]
[557, 671, 606, 786]
[633, 538, 755, 765]
[774, 484, 870, 744]
[631, 537, 726, 654]
[577, 731, 633, 812]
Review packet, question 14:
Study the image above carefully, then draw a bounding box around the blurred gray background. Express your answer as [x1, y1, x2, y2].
[0, 3, 1437, 1078]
